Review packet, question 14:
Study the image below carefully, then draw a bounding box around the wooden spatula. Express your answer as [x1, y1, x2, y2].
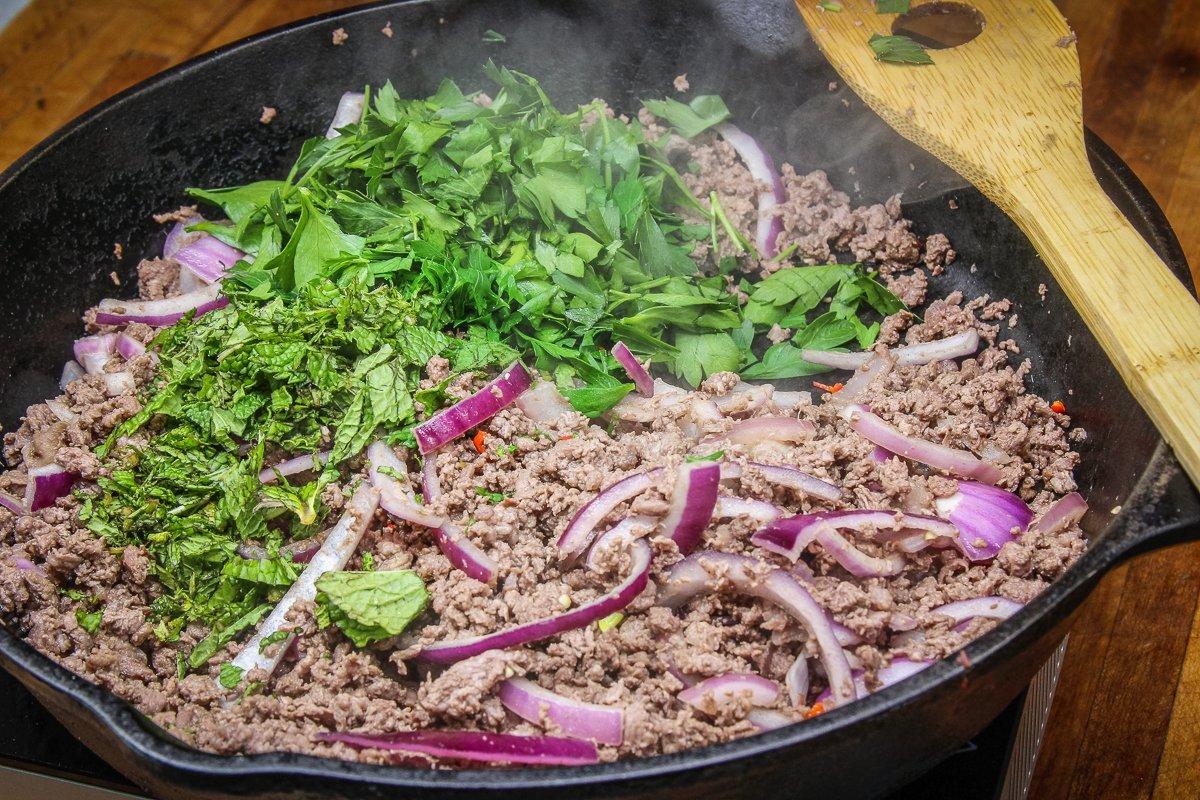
[795, 0, 1200, 488]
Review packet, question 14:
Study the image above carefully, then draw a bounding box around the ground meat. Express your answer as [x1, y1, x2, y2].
[381, 21, 394, 37]
[259, 106, 277, 124]
[673, 73, 690, 92]
[923, 233, 955, 274]
[331, 27, 348, 45]
[135, 257, 180, 301]
[885, 269, 928, 307]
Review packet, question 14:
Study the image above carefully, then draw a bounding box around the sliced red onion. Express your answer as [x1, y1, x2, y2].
[753, 510, 955, 577]
[325, 91, 365, 139]
[785, 655, 810, 707]
[226, 485, 379, 681]
[59, 360, 85, 390]
[659, 552, 856, 705]
[0, 491, 22, 515]
[831, 353, 893, 404]
[556, 468, 663, 563]
[93, 283, 228, 328]
[74, 334, 116, 374]
[317, 729, 598, 766]
[498, 677, 624, 745]
[367, 441, 444, 529]
[584, 516, 657, 572]
[421, 456, 442, 504]
[934, 481, 1032, 561]
[815, 658, 933, 704]
[830, 619, 863, 647]
[930, 596, 1023, 625]
[45, 399, 78, 423]
[842, 404, 1003, 484]
[747, 708, 794, 731]
[678, 672, 780, 712]
[102, 372, 135, 396]
[725, 461, 843, 503]
[1030, 492, 1088, 533]
[713, 495, 782, 525]
[869, 446, 893, 463]
[236, 536, 323, 564]
[772, 390, 811, 412]
[715, 123, 786, 258]
[258, 451, 330, 484]
[418, 539, 652, 665]
[115, 333, 147, 360]
[612, 341, 654, 397]
[415, 362, 532, 455]
[24, 464, 76, 512]
[514, 380, 574, 423]
[802, 331, 981, 371]
[713, 383, 774, 416]
[661, 461, 720, 554]
[171, 224, 243, 284]
[163, 216, 197, 258]
[725, 416, 815, 446]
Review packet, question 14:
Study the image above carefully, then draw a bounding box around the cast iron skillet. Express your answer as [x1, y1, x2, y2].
[0, 1, 1197, 798]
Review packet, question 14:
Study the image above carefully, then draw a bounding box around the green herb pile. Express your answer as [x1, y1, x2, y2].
[82, 64, 904, 668]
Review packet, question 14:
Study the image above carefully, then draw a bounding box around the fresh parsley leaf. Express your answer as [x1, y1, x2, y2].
[868, 33, 934, 65]
[562, 383, 634, 417]
[475, 486, 507, 503]
[314, 570, 430, 648]
[642, 95, 731, 139]
[673, 332, 742, 387]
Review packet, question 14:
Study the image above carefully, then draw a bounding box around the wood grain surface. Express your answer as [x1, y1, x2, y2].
[0, 1, 1196, 798]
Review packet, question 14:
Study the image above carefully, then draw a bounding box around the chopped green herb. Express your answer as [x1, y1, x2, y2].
[258, 629, 292, 653]
[495, 443, 519, 457]
[218, 662, 245, 689]
[482, 29, 506, 43]
[315, 570, 430, 648]
[686, 450, 726, 463]
[475, 486, 507, 503]
[360, 551, 375, 571]
[597, 611, 625, 632]
[75, 609, 102, 634]
[868, 33, 934, 65]
[818, 0, 843, 10]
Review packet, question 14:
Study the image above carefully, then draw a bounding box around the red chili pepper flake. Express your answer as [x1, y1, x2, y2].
[559, 434, 573, 441]
[812, 381, 843, 393]
[956, 651, 972, 669]
[1050, 400, 1066, 414]
[471, 430, 487, 453]
[803, 702, 826, 720]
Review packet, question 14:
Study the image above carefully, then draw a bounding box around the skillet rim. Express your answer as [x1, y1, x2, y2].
[0, 0, 1196, 791]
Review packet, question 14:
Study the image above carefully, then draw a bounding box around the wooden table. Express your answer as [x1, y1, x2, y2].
[1, 2, 1197, 798]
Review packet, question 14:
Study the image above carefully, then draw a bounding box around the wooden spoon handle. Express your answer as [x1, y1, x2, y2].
[1006, 157, 1200, 485]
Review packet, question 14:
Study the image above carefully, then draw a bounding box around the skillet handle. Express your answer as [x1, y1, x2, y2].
[1097, 443, 1200, 566]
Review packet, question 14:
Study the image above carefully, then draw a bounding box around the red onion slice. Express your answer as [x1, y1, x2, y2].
[713, 383, 774, 416]
[802, 331, 981, 371]
[418, 539, 652, 665]
[584, 516, 657, 572]
[93, 282, 228, 328]
[714, 123, 786, 258]
[753, 510, 955, 576]
[934, 481, 1032, 561]
[59, 360, 85, 390]
[73, 334, 117, 374]
[659, 552, 856, 705]
[258, 451, 330, 484]
[930, 596, 1023, 625]
[612, 341, 654, 397]
[498, 677, 624, 745]
[815, 658, 933, 704]
[772, 390, 811, 412]
[24, 464, 76, 512]
[421, 456, 442, 504]
[317, 729, 598, 766]
[416, 454, 495, 582]
[0, 491, 22, 515]
[45, 399, 78, 423]
[325, 91, 365, 139]
[557, 468, 664, 563]
[785, 654, 810, 707]
[226, 485, 379, 681]
[678, 672, 780, 713]
[833, 354, 894, 403]
[414, 362, 532, 455]
[514, 380, 574, 423]
[725, 416, 815, 446]
[171, 224, 243, 284]
[747, 708, 794, 731]
[367, 441, 444, 529]
[842, 404, 1003, 484]
[661, 461, 720, 554]
[1030, 492, 1088, 533]
[724, 461, 843, 503]
[115, 333, 147, 360]
[713, 495, 783, 525]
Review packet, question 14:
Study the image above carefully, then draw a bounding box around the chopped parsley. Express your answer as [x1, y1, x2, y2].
[75, 609, 102, 634]
[475, 486, 507, 504]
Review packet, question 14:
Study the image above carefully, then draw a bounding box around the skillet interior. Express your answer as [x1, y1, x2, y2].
[0, 1, 1196, 797]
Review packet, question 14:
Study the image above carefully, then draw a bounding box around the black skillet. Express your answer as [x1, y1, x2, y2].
[0, 1, 1196, 798]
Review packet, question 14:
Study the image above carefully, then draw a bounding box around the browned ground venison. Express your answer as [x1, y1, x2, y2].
[0, 108, 1082, 765]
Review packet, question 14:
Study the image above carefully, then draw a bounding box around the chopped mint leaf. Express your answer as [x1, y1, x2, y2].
[868, 34, 934, 65]
[314, 570, 430, 648]
[75, 609, 102, 634]
[258, 629, 292, 653]
[218, 662, 244, 689]
[563, 383, 634, 417]
[686, 450, 726, 463]
[475, 487, 507, 503]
